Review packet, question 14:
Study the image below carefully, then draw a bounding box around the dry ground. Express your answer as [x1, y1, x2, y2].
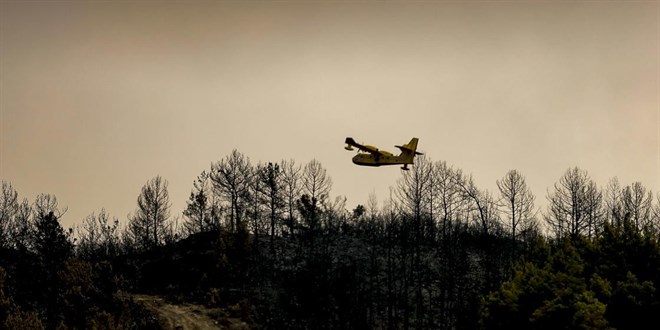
[133, 294, 250, 330]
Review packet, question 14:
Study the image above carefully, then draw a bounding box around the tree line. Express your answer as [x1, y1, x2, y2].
[1, 149, 660, 329]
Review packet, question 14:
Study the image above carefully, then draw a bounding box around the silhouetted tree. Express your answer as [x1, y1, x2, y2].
[7, 148, 660, 330]
[183, 171, 215, 234]
[397, 155, 432, 226]
[281, 159, 302, 234]
[11, 198, 32, 251]
[428, 161, 469, 328]
[128, 176, 171, 250]
[622, 182, 653, 231]
[247, 166, 263, 251]
[497, 170, 536, 240]
[257, 162, 284, 255]
[546, 167, 602, 239]
[76, 209, 120, 259]
[654, 193, 660, 234]
[34, 211, 72, 269]
[455, 171, 500, 235]
[366, 191, 378, 221]
[396, 155, 433, 329]
[352, 204, 366, 220]
[326, 195, 348, 231]
[34, 194, 65, 220]
[211, 150, 252, 232]
[299, 159, 332, 234]
[604, 177, 625, 227]
[0, 182, 18, 248]
[430, 161, 466, 240]
[497, 169, 537, 262]
[32, 206, 73, 327]
[302, 159, 332, 209]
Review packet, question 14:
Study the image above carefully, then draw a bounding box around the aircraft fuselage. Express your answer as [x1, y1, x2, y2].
[351, 153, 413, 167]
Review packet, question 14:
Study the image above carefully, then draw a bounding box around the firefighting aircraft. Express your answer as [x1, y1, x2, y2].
[344, 137, 422, 170]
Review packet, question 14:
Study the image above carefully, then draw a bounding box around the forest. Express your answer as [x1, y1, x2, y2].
[1, 149, 660, 329]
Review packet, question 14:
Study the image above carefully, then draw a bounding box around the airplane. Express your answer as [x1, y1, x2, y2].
[344, 137, 423, 170]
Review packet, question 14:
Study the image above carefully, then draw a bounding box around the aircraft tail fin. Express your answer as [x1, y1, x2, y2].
[396, 138, 422, 158]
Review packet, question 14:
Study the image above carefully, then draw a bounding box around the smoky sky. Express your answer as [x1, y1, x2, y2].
[1, 1, 658, 228]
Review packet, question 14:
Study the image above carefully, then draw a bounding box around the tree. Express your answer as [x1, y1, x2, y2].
[621, 182, 653, 231]
[302, 159, 332, 208]
[454, 171, 500, 235]
[0, 181, 18, 248]
[604, 177, 653, 230]
[481, 241, 611, 329]
[210, 150, 252, 232]
[395, 155, 433, 328]
[31, 202, 74, 327]
[300, 159, 332, 230]
[396, 155, 432, 226]
[546, 167, 602, 239]
[352, 204, 366, 221]
[33, 209, 72, 267]
[11, 198, 32, 251]
[654, 193, 660, 234]
[257, 162, 285, 255]
[34, 193, 66, 221]
[247, 165, 263, 247]
[128, 176, 171, 250]
[428, 161, 470, 328]
[76, 209, 120, 259]
[430, 161, 466, 241]
[182, 171, 215, 234]
[281, 159, 302, 234]
[497, 170, 537, 245]
[31, 193, 70, 259]
[604, 178, 625, 227]
[366, 191, 379, 221]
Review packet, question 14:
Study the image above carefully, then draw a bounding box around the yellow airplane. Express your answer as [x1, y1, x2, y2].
[344, 137, 423, 170]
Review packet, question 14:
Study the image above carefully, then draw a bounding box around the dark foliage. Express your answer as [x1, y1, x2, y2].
[3, 157, 660, 329]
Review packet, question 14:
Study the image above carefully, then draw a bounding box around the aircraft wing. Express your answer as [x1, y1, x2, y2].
[345, 137, 382, 155]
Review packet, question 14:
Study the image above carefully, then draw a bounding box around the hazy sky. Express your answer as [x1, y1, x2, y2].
[1, 1, 658, 229]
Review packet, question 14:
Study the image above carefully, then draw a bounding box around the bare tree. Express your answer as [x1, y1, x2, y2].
[653, 193, 660, 234]
[428, 161, 471, 328]
[302, 159, 332, 208]
[496, 170, 536, 243]
[367, 191, 379, 221]
[622, 182, 653, 231]
[454, 172, 500, 235]
[430, 161, 467, 240]
[396, 155, 432, 223]
[12, 198, 33, 251]
[257, 162, 284, 254]
[0, 181, 18, 247]
[128, 176, 171, 250]
[546, 167, 602, 239]
[281, 159, 302, 234]
[183, 171, 214, 235]
[247, 165, 263, 246]
[395, 155, 433, 328]
[604, 177, 624, 226]
[299, 159, 332, 231]
[210, 150, 252, 232]
[34, 193, 66, 219]
[76, 209, 120, 259]
[326, 195, 348, 231]
[584, 180, 604, 238]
